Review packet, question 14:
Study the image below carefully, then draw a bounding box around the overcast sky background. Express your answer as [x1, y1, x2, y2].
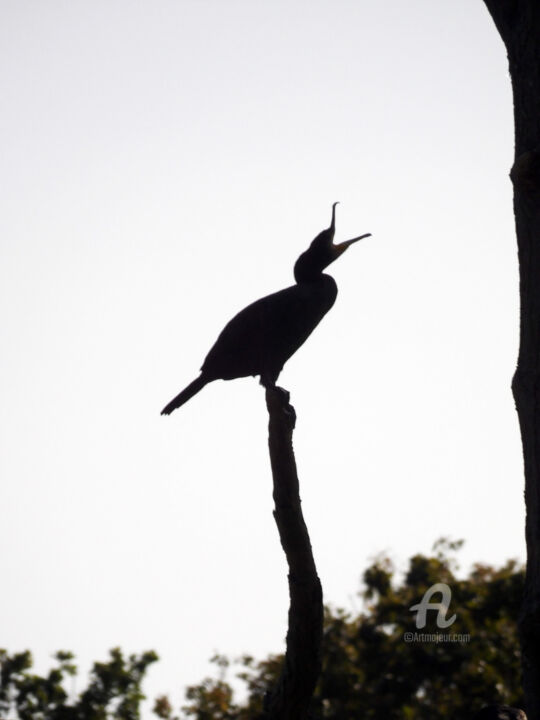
[0, 0, 522, 716]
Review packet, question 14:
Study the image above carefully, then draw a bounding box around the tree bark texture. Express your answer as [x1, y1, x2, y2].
[482, 2, 540, 718]
[263, 387, 323, 720]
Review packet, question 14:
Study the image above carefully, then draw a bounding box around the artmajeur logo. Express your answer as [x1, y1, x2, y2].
[404, 582, 471, 644]
[409, 582, 456, 628]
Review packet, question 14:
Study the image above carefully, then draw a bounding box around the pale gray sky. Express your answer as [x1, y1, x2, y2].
[0, 0, 521, 715]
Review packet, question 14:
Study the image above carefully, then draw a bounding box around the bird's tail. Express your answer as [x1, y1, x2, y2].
[161, 375, 209, 415]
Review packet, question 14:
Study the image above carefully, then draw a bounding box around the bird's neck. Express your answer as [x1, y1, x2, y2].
[294, 255, 326, 283]
[294, 270, 336, 293]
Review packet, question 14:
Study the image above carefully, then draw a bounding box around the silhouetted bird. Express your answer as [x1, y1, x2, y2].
[161, 203, 370, 415]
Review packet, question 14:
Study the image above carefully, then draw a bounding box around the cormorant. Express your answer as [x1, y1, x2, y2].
[161, 203, 370, 415]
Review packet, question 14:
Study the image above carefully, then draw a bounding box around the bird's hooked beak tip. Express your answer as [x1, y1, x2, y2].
[330, 201, 339, 230]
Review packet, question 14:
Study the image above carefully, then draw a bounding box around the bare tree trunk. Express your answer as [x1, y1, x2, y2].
[263, 387, 323, 720]
[482, 2, 540, 718]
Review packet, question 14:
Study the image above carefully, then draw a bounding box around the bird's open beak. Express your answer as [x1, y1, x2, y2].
[333, 233, 372, 257]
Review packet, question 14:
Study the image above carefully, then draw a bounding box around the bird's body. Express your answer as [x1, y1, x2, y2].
[161, 204, 370, 415]
[202, 274, 337, 385]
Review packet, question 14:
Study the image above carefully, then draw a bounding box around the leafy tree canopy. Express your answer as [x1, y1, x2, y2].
[0, 647, 158, 720]
[164, 539, 524, 720]
[1, 541, 524, 719]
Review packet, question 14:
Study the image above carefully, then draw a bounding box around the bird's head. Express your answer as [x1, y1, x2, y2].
[294, 202, 371, 282]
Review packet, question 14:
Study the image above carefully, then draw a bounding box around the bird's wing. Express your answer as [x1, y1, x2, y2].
[201, 281, 336, 381]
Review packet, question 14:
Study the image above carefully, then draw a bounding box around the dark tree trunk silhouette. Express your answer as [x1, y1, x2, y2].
[263, 387, 323, 720]
[482, 2, 540, 718]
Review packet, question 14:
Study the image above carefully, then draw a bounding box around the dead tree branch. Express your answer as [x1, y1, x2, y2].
[263, 387, 323, 720]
